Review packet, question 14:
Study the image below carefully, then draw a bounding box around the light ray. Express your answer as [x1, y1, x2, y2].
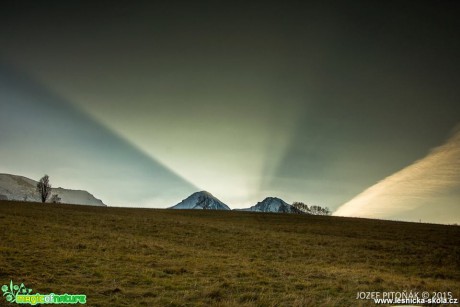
[334, 126, 460, 224]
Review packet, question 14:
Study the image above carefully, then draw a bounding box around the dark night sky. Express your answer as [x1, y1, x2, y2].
[1, 1, 459, 222]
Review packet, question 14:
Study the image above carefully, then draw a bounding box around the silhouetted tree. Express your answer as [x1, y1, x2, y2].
[292, 202, 331, 215]
[292, 202, 310, 213]
[50, 194, 61, 203]
[37, 175, 51, 203]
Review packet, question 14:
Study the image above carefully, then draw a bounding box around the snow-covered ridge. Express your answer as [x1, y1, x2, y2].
[238, 197, 304, 213]
[170, 191, 230, 210]
[0, 173, 106, 206]
[1, 174, 323, 213]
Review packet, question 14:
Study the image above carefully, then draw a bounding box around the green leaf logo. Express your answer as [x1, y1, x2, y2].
[2, 280, 33, 304]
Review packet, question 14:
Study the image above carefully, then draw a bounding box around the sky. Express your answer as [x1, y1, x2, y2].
[334, 127, 460, 224]
[0, 1, 459, 222]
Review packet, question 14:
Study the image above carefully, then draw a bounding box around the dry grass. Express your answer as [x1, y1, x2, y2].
[0, 200, 459, 306]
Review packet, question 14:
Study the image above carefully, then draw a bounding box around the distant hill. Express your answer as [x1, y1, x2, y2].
[170, 191, 230, 210]
[0, 173, 106, 206]
[239, 197, 304, 213]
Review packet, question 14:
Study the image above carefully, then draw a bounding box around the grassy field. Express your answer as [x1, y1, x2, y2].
[0, 200, 459, 306]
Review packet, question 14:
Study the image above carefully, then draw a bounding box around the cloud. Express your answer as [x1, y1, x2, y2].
[333, 126, 460, 224]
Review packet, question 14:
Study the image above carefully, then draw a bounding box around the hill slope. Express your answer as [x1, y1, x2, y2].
[0, 173, 106, 206]
[0, 200, 458, 306]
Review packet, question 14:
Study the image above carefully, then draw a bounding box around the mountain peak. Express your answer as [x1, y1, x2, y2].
[194, 190, 213, 197]
[170, 191, 230, 210]
[240, 197, 303, 213]
[261, 196, 283, 202]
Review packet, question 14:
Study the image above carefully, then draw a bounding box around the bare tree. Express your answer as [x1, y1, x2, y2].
[37, 175, 52, 203]
[292, 202, 331, 215]
[51, 194, 61, 203]
[292, 202, 310, 213]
